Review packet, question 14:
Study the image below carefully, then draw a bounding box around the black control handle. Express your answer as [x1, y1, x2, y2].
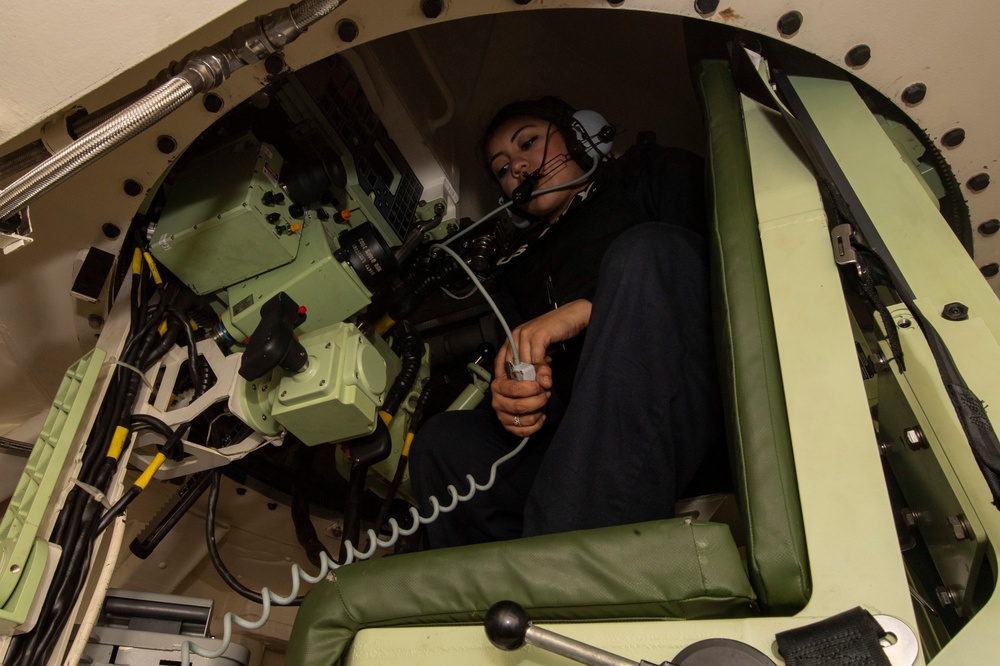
[239, 292, 308, 381]
[485, 600, 649, 666]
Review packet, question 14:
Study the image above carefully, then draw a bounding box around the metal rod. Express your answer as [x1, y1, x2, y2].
[526, 625, 641, 666]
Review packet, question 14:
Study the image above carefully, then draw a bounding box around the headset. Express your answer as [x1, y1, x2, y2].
[510, 105, 616, 207]
[444, 100, 616, 245]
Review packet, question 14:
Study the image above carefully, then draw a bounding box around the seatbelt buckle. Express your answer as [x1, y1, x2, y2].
[831, 223, 862, 277]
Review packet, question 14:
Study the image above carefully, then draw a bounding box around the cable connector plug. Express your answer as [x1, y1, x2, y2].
[505, 361, 536, 382]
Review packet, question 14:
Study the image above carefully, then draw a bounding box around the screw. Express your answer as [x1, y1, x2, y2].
[981, 263, 1000, 278]
[10, 564, 20, 575]
[869, 349, 887, 373]
[326, 342, 332, 349]
[877, 439, 892, 456]
[693, 0, 719, 14]
[900, 507, 921, 528]
[261, 384, 268, 392]
[280, 390, 287, 397]
[337, 19, 359, 42]
[979, 219, 1000, 236]
[947, 514, 973, 541]
[941, 302, 969, 321]
[896, 317, 912, 329]
[902, 83, 928, 105]
[904, 426, 928, 450]
[941, 128, 966, 148]
[777, 11, 803, 36]
[446, 222, 459, 234]
[845, 44, 872, 68]
[319, 379, 327, 387]
[102, 222, 121, 239]
[88, 314, 105, 329]
[936, 586, 959, 608]
[967, 173, 991, 192]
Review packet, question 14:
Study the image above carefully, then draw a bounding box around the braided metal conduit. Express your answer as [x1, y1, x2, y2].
[0, 0, 348, 222]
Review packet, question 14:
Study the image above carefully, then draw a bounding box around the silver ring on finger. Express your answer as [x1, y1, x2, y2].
[513, 415, 521, 427]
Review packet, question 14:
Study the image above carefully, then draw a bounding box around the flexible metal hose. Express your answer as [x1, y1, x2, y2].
[0, 142, 49, 181]
[0, 0, 347, 223]
[0, 79, 194, 220]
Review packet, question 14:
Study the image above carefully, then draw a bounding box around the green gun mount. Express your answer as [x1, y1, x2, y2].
[149, 134, 302, 295]
[237, 322, 398, 446]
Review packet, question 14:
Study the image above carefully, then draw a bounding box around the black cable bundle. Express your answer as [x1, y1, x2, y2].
[2, 251, 203, 666]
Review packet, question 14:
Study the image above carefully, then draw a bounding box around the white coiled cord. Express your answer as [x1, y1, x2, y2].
[181, 435, 529, 663]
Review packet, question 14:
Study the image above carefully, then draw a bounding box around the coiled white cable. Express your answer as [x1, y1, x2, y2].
[181, 240, 532, 665]
[181, 434, 530, 663]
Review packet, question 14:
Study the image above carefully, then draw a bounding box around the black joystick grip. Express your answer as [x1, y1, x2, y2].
[484, 600, 531, 651]
[239, 292, 308, 381]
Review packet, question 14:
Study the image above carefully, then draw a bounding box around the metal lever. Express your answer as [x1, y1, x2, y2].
[484, 601, 658, 666]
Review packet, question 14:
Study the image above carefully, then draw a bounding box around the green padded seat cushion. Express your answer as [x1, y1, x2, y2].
[287, 518, 754, 665]
[698, 59, 811, 613]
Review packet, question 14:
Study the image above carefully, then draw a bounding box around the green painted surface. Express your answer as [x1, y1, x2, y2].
[0, 348, 105, 629]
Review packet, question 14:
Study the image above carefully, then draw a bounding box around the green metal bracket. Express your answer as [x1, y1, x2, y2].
[0, 348, 105, 630]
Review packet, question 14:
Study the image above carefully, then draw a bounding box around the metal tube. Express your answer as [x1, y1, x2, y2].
[0, 78, 194, 221]
[0, 0, 348, 223]
[525, 625, 641, 666]
[0, 141, 50, 181]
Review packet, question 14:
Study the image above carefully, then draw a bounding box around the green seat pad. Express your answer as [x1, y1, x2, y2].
[287, 518, 754, 665]
[698, 59, 811, 613]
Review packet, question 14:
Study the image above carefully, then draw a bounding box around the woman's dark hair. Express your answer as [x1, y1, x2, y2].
[478, 96, 579, 176]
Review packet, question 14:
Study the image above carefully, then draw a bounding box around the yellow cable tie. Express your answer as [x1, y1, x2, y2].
[131, 248, 142, 275]
[143, 251, 163, 285]
[379, 410, 393, 426]
[158, 320, 168, 336]
[375, 315, 396, 336]
[189, 319, 199, 331]
[402, 431, 415, 457]
[107, 426, 129, 460]
[135, 452, 167, 490]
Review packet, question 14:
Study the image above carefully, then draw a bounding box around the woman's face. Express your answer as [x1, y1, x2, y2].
[486, 115, 588, 223]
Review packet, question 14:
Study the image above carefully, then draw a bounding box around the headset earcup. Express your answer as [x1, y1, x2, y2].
[571, 109, 615, 163]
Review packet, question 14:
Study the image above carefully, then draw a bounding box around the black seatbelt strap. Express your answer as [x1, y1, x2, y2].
[776, 607, 892, 666]
[729, 42, 1000, 507]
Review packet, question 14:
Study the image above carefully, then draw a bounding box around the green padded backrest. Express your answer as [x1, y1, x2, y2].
[697, 59, 811, 613]
[287, 518, 755, 665]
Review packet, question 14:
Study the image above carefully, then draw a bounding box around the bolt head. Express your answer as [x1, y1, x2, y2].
[693, 0, 720, 14]
[902, 83, 928, 105]
[978, 219, 1000, 236]
[845, 44, 872, 67]
[904, 427, 927, 450]
[967, 173, 991, 192]
[941, 302, 969, 321]
[777, 11, 803, 36]
[948, 514, 972, 540]
[941, 128, 966, 148]
[936, 586, 957, 607]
